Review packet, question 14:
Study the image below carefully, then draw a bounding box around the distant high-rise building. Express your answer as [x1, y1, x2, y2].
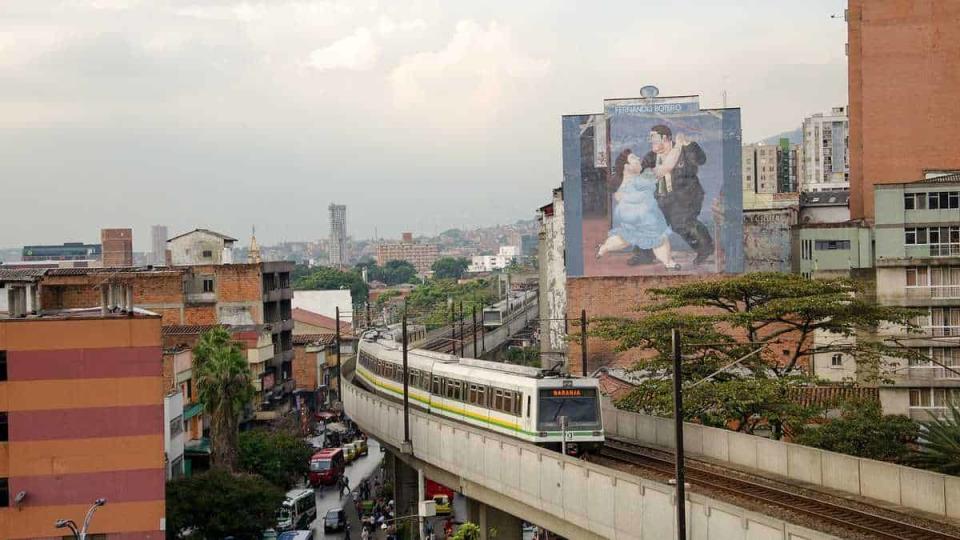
[329, 204, 347, 267]
[742, 143, 780, 196]
[151, 225, 168, 265]
[101, 228, 133, 267]
[800, 107, 849, 193]
[21, 242, 101, 262]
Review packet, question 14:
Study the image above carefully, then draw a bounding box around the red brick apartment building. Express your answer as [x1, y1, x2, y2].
[0, 309, 165, 539]
[847, 0, 960, 219]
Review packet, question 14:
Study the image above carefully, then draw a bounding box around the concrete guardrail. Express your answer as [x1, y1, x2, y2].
[602, 403, 960, 520]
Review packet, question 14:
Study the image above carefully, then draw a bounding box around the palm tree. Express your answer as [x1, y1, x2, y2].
[194, 327, 255, 471]
[909, 404, 960, 475]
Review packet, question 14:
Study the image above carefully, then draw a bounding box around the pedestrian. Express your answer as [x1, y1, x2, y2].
[344, 522, 352, 540]
[360, 526, 370, 540]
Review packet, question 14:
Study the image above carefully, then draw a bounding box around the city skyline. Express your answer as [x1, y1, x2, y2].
[0, 0, 847, 249]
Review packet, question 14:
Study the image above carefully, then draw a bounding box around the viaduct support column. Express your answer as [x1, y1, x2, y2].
[465, 497, 522, 540]
[391, 451, 420, 535]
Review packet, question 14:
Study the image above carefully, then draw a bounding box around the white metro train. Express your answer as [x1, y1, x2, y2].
[355, 332, 604, 454]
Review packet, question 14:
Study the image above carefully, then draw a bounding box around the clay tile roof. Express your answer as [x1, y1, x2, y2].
[292, 334, 336, 346]
[0, 267, 48, 282]
[787, 386, 878, 408]
[161, 324, 225, 336]
[292, 308, 352, 333]
[595, 369, 638, 401]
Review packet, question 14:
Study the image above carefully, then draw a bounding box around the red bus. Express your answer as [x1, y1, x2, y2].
[309, 448, 345, 487]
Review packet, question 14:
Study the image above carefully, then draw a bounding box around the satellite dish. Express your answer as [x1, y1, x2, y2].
[640, 85, 660, 98]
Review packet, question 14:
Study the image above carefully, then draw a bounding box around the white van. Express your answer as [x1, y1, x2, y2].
[276, 488, 316, 531]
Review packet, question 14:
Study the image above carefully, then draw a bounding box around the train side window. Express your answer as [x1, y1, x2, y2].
[477, 386, 487, 407]
[503, 391, 514, 415]
[468, 384, 477, 405]
[493, 390, 503, 412]
[433, 376, 442, 395]
[526, 395, 531, 417]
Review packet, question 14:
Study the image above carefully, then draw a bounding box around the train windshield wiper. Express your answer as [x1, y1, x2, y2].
[552, 400, 566, 422]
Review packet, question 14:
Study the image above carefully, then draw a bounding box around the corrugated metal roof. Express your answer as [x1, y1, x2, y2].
[786, 386, 878, 408]
[924, 172, 960, 184]
[44, 266, 184, 276]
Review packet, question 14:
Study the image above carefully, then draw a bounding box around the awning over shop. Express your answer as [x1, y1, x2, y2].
[183, 402, 204, 420]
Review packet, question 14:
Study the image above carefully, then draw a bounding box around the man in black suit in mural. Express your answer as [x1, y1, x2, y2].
[629, 124, 714, 265]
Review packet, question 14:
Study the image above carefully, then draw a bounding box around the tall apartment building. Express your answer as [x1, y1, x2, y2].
[376, 232, 439, 274]
[328, 204, 347, 267]
[742, 143, 780, 196]
[151, 225, 168, 266]
[848, 0, 960, 219]
[101, 228, 133, 267]
[0, 305, 165, 538]
[793, 174, 960, 419]
[873, 175, 960, 419]
[800, 107, 849, 193]
[778, 138, 803, 194]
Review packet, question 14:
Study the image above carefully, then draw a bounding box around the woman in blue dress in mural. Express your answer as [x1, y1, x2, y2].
[597, 149, 679, 270]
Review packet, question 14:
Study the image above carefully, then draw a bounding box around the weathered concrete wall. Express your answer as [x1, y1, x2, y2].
[604, 402, 960, 520]
[538, 188, 567, 367]
[344, 373, 836, 540]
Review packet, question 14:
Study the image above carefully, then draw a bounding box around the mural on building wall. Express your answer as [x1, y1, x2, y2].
[563, 96, 743, 277]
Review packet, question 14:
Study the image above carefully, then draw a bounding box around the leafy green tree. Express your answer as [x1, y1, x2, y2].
[795, 400, 918, 461]
[166, 469, 284, 540]
[380, 259, 418, 285]
[405, 278, 498, 329]
[908, 405, 960, 474]
[194, 328, 256, 471]
[505, 346, 541, 367]
[295, 266, 368, 301]
[452, 522, 481, 540]
[238, 429, 313, 490]
[432, 257, 470, 280]
[592, 273, 919, 438]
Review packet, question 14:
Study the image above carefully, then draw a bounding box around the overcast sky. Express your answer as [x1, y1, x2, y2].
[0, 0, 847, 250]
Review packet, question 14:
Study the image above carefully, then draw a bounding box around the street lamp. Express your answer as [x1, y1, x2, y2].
[56, 498, 106, 540]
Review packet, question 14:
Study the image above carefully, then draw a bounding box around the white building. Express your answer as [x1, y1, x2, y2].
[467, 246, 520, 273]
[801, 106, 849, 193]
[292, 289, 354, 327]
[166, 229, 236, 266]
[164, 390, 185, 479]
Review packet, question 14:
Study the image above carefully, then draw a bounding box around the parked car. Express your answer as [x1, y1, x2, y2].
[278, 531, 313, 540]
[343, 442, 358, 462]
[354, 437, 368, 456]
[323, 508, 347, 532]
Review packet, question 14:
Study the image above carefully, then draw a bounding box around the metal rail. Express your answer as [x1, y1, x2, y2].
[598, 439, 960, 540]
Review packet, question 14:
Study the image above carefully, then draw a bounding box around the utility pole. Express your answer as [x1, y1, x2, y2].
[459, 301, 465, 357]
[672, 329, 687, 540]
[402, 304, 410, 444]
[335, 306, 342, 405]
[450, 301, 456, 356]
[366, 302, 372, 328]
[480, 301, 486, 354]
[472, 306, 478, 358]
[581, 309, 588, 377]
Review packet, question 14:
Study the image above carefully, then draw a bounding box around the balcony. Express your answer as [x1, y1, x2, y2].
[905, 366, 960, 381]
[905, 285, 960, 301]
[247, 342, 274, 365]
[263, 288, 293, 303]
[905, 244, 960, 259]
[919, 326, 960, 337]
[185, 291, 217, 304]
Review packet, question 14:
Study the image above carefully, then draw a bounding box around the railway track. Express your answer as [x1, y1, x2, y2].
[598, 438, 960, 540]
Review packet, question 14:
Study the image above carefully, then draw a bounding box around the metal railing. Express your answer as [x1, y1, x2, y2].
[906, 285, 960, 300]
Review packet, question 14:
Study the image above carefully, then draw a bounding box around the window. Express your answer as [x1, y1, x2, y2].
[831, 354, 843, 367]
[0, 351, 5, 381]
[432, 376, 442, 395]
[527, 395, 531, 417]
[202, 250, 213, 258]
[493, 389, 503, 412]
[0, 478, 7, 507]
[503, 391, 514, 415]
[171, 456, 184, 478]
[169, 415, 183, 438]
[906, 267, 929, 287]
[202, 278, 214, 293]
[904, 193, 915, 210]
[905, 228, 917, 244]
[814, 240, 850, 250]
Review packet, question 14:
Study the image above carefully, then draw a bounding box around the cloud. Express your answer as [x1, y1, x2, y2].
[389, 20, 549, 110]
[307, 27, 378, 71]
[376, 15, 426, 36]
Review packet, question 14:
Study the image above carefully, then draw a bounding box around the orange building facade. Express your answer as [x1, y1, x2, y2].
[0, 312, 165, 539]
[847, 0, 960, 219]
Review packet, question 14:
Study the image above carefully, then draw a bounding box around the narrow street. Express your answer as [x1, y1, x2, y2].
[310, 438, 385, 539]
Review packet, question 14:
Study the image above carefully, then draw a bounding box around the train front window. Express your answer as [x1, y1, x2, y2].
[537, 388, 599, 430]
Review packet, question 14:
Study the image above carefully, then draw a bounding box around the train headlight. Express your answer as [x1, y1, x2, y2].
[538, 431, 547, 437]
[592, 431, 602, 436]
